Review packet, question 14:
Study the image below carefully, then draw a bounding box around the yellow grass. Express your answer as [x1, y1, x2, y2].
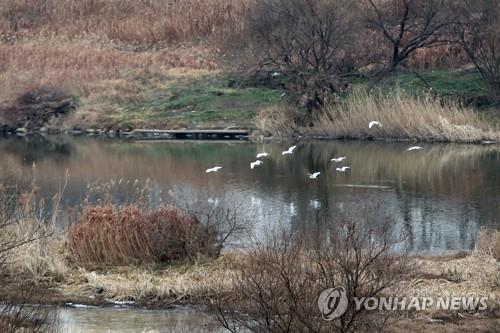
[67, 254, 239, 304]
[314, 90, 500, 142]
[256, 90, 500, 142]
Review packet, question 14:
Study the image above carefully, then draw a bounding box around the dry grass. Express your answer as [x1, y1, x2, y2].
[68, 254, 239, 304]
[0, 0, 251, 45]
[257, 90, 500, 142]
[0, 38, 218, 101]
[476, 228, 500, 261]
[0, 177, 67, 283]
[67, 204, 219, 267]
[254, 104, 299, 139]
[314, 90, 499, 142]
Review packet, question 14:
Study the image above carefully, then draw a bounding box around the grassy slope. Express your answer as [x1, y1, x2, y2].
[120, 72, 281, 128]
[71, 68, 495, 130]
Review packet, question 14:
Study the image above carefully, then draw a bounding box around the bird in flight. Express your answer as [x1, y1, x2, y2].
[369, 121, 383, 129]
[282, 145, 297, 155]
[206, 166, 222, 173]
[256, 152, 271, 159]
[407, 146, 423, 151]
[250, 160, 264, 170]
[336, 166, 350, 173]
[308, 172, 321, 179]
[331, 156, 347, 163]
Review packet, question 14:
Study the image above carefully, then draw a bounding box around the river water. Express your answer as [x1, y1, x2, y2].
[2, 135, 500, 332]
[1, 136, 499, 253]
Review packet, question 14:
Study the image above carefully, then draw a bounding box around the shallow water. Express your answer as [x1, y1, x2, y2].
[1, 135, 499, 252]
[59, 305, 219, 333]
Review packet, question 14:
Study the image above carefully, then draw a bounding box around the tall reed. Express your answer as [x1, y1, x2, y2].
[67, 204, 219, 267]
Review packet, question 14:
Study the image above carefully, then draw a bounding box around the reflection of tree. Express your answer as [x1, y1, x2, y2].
[0, 136, 73, 165]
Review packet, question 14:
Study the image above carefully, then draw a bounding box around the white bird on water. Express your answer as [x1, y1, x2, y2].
[256, 152, 271, 159]
[206, 166, 222, 173]
[336, 166, 350, 173]
[369, 121, 383, 129]
[250, 160, 264, 170]
[331, 156, 347, 163]
[308, 172, 321, 179]
[282, 145, 297, 155]
[407, 146, 423, 151]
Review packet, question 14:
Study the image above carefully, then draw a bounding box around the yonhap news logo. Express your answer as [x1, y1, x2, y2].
[318, 287, 493, 320]
[317, 287, 349, 320]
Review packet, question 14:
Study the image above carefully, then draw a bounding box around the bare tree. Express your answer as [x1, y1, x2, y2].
[213, 203, 410, 333]
[248, 0, 364, 115]
[455, 0, 500, 97]
[365, 0, 458, 87]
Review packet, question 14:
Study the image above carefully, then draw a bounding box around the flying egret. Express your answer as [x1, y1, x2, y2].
[256, 152, 271, 159]
[407, 146, 423, 151]
[250, 160, 264, 170]
[308, 172, 321, 179]
[369, 121, 383, 129]
[206, 166, 222, 173]
[282, 145, 297, 155]
[331, 156, 347, 163]
[336, 166, 350, 173]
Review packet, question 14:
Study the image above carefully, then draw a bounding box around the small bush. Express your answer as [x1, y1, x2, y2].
[0, 86, 76, 130]
[67, 205, 219, 266]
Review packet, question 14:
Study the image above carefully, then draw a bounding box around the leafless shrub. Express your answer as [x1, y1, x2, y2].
[246, 0, 362, 115]
[213, 203, 410, 333]
[365, 0, 458, 87]
[0, 86, 76, 131]
[455, 0, 500, 97]
[0, 173, 62, 332]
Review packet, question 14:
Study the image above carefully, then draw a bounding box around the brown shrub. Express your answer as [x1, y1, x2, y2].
[67, 205, 219, 267]
[0, 86, 76, 130]
[214, 204, 411, 333]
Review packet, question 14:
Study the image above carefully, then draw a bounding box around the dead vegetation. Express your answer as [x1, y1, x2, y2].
[0, 86, 76, 131]
[213, 204, 411, 333]
[256, 89, 499, 142]
[67, 205, 219, 267]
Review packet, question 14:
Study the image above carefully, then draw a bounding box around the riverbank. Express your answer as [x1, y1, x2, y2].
[2, 53, 499, 143]
[0, 249, 499, 331]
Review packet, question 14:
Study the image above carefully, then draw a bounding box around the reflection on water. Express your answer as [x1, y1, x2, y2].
[59, 305, 219, 333]
[0, 136, 499, 252]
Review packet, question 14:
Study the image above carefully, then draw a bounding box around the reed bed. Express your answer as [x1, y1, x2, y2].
[0, 0, 251, 45]
[67, 204, 219, 267]
[314, 90, 499, 142]
[257, 90, 500, 142]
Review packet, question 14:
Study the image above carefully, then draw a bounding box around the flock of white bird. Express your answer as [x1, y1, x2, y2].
[205, 121, 424, 178]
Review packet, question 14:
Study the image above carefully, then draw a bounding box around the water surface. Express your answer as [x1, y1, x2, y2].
[1, 136, 499, 253]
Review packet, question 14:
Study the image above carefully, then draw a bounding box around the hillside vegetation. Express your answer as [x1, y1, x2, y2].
[0, 0, 499, 141]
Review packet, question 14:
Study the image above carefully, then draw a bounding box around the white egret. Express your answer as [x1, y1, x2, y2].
[250, 160, 264, 170]
[336, 166, 350, 173]
[308, 172, 321, 179]
[206, 166, 222, 173]
[256, 152, 271, 159]
[331, 156, 347, 163]
[282, 145, 297, 155]
[407, 146, 423, 151]
[369, 121, 383, 129]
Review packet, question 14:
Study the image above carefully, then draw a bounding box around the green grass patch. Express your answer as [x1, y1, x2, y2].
[122, 73, 282, 127]
[353, 69, 492, 98]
